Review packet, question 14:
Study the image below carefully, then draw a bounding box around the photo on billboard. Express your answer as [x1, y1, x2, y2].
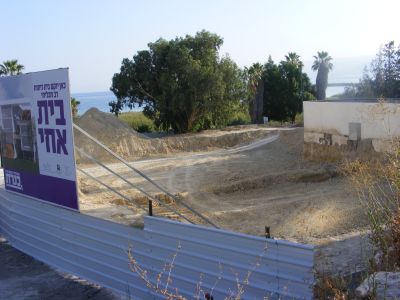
[0, 102, 39, 174]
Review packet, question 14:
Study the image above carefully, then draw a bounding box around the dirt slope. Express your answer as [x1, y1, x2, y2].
[76, 127, 369, 275]
[74, 108, 277, 162]
[78, 128, 366, 240]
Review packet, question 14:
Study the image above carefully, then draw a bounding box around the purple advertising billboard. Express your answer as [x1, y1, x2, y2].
[0, 69, 79, 210]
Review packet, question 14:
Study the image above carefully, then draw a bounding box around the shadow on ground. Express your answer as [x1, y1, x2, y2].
[0, 236, 119, 300]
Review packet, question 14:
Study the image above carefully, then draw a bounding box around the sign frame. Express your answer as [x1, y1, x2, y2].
[0, 68, 79, 210]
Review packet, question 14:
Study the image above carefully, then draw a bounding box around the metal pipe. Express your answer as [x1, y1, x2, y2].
[77, 167, 146, 212]
[75, 147, 195, 224]
[74, 124, 218, 228]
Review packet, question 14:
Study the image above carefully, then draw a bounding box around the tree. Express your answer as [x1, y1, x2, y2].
[340, 41, 400, 99]
[262, 54, 314, 122]
[312, 51, 333, 100]
[280, 53, 306, 122]
[285, 52, 303, 66]
[369, 41, 400, 97]
[263, 57, 286, 121]
[71, 97, 80, 117]
[110, 31, 246, 133]
[245, 63, 264, 123]
[0, 59, 24, 76]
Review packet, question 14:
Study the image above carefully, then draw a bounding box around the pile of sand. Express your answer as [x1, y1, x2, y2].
[75, 108, 145, 139]
[74, 108, 276, 162]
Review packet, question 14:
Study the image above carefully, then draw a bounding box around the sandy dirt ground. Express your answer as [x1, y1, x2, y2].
[75, 122, 373, 276]
[0, 111, 373, 297]
[78, 128, 367, 240]
[0, 236, 118, 300]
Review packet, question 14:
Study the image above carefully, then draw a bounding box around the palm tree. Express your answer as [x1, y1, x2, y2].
[246, 63, 264, 124]
[283, 53, 304, 122]
[0, 59, 24, 76]
[71, 97, 80, 117]
[312, 51, 333, 100]
[285, 52, 303, 68]
[247, 63, 263, 92]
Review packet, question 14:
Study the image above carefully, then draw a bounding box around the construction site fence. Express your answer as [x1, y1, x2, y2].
[0, 188, 314, 299]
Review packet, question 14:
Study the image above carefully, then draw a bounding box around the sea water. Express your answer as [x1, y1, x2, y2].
[72, 91, 142, 115]
[73, 86, 345, 116]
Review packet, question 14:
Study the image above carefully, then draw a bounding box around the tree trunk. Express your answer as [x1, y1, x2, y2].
[250, 79, 265, 124]
[256, 79, 264, 123]
[316, 65, 328, 100]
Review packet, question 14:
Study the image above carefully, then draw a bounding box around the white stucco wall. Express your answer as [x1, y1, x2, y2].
[304, 101, 400, 140]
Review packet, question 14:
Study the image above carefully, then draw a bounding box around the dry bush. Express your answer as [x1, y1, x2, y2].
[128, 243, 185, 300]
[342, 140, 400, 272]
[314, 135, 400, 298]
[314, 273, 350, 300]
[127, 242, 268, 300]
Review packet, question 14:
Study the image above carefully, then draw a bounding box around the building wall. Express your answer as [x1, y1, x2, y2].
[303, 101, 400, 159]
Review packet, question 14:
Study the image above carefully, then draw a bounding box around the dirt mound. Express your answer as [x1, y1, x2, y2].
[304, 139, 381, 163]
[74, 108, 277, 162]
[211, 166, 338, 194]
[75, 108, 145, 139]
[288, 165, 338, 183]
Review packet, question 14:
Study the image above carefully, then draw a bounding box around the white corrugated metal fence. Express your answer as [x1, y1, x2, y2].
[0, 189, 314, 299]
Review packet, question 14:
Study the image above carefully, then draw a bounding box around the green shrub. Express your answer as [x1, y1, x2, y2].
[227, 107, 251, 126]
[295, 112, 303, 125]
[118, 112, 156, 132]
[228, 118, 248, 126]
[267, 120, 285, 127]
[136, 124, 151, 133]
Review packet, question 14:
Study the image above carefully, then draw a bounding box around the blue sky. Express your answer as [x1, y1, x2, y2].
[1, 0, 399, 92]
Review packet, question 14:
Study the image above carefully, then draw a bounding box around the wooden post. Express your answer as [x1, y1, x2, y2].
[148, 200, 153, 216]
[265, 226, 271, 239]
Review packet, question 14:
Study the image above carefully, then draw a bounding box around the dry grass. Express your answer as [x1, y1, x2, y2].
[314, 273, 351, 300]
[342, 142, 400, 272]
[127, 242, 268, 300]
[314, 138, 400, 298]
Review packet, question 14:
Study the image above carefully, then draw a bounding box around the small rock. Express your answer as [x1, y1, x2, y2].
[356, 272, 400, 299]
[373, 247, 395, 269]
[374, 250, 383, 266]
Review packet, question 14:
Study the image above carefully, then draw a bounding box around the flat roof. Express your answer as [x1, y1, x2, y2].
[304, 98, 400, 103]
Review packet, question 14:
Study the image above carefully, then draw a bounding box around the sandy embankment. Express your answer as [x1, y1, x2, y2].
[74, 109, 372, 275]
